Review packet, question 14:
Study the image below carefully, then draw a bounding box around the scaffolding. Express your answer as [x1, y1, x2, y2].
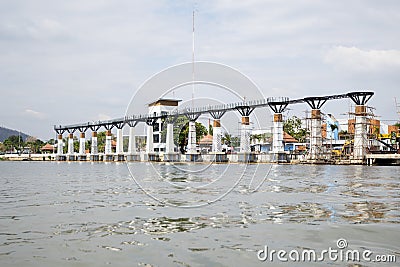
[303, 110, 330, 161]
[345, 103, 377, 160]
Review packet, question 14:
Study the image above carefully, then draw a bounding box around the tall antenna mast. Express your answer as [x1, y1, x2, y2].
[191, 9, 195, 108]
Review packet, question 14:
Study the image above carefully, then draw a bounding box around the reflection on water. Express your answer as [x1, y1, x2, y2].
[0, 162, 399, 266]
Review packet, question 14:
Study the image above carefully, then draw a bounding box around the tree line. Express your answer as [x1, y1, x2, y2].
[0, 135, 45, 154]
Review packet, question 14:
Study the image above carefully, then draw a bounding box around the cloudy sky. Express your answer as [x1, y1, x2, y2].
[1, 0, 399, 140]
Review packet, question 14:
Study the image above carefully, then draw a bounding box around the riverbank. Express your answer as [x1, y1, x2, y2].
[0, 154, 52, 161]
[2, 152, 399, 165]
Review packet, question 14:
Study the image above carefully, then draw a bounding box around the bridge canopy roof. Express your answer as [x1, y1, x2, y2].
[148, 98, 182, 107]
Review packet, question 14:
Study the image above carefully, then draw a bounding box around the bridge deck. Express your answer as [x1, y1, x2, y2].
[54, 91, 373, 133]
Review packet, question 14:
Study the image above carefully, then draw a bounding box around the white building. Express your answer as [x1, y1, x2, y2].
[147, 99, 181, 153]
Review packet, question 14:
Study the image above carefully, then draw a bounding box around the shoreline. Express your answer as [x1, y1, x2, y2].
[1, 153, 399, 166]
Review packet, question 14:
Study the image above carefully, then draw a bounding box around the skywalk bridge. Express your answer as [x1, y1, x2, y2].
[54, 91, 373, 163]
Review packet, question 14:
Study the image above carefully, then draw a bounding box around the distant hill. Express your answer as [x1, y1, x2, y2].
[0, 126, 30, 142]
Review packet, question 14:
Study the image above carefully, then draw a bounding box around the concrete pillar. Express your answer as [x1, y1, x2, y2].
[187, 121, 197, 153]
[91, 132, 98, 155]
[240, 116, 251, 153]
[105, 130, 112, 155]
[116, 128, 123, 154]
[79, 132, 85, 155]
[212, 119, 222, 152]
[57, 134, 63, 155]
[310, 109, 322, 160]
[146, 124, 154, 153]
[67, 133, 74, 155]
[354, 105, 368, 160]
[166, 123, 174, 153]
[272, 114, 284, 153]
[128, 126, 136, 154]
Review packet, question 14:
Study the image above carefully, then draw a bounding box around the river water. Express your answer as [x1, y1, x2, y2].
[0, 161, 399, 266]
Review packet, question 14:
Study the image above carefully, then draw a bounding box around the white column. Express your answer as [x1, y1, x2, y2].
[128, 126, 136, 154]
[272, 114, 284, 153]
[166, 123, 174, 153]
[79, 132, 85, 155]
[105, 130, 112, 155]
[212, 119, 222, 152]
[91, 132, 98, 155]
[240, 117, 251, 153]
[146, 124, 154, 153]
[354, 105, 367, 160]
[116, 128, 123, 154]
[309, 109, 322, 160]
[57, 134, 63, 155]
[187, 121, 197, 153]
[67, 133, 74, 155]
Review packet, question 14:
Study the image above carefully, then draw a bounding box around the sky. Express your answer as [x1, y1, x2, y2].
[0, 0, 399, 140]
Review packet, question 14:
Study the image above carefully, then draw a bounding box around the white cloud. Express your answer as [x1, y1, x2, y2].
[324, 46, 400, 72]
[97, 113, 112, 121]
[23, 109, 47, 119]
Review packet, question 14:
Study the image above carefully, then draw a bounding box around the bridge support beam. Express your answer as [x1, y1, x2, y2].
[185, 121, 201, 161]
[115, 128, 124, 161]
[309, 109, 323, 160]
[90, 131, 99, 161]
[104, 130, 113, 161]
[127, 126, 140, 161]
[348, 92, 374, 162]
[238, 116, 256, 162]
[272, 114, 284, 153]
[78, 132, 86, 161]
[145, 121, 160, 161]
[208, 110, 227, 162]
[164, 123, 180, 162]
[56, 134, 66, 161]
[146, 123, 154, 153]
[354, 106, 368, 160]
[235, 104, 256, 162]
[166, 123, 174, 153]
[67, 133, 75, 161]
[240, 116, 251, 153]
[187, 121, 197, 154]
[184, 113, 201, 162]
[303, 97, 328, 161]
[211, 120, 228, 162]
[267, 97, 288, 163]
[212, 119, 222, 152]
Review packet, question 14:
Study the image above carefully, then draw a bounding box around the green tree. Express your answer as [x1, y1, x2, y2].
[3, 135, 24, 152]
[97, 131, 106, 153]
[26, 137, 44, 153]
[222, 132, 232, 146]
[250, 134, 263, 143]
[178, 122, 208, 153]
[231, 136, 240, 148]
[208, 124, 213, 136]
[73, 140, 80, 152]
[0, 142, 5, 152]
[221, 133, 240, 149]
[160, 116, 187, 145]
[283, 116, 307, 142]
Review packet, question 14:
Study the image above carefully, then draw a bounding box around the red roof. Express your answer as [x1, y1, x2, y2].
[41, 143, 55, 151]
[283, 132, 298, 143]
[199, 134, 213, 145]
